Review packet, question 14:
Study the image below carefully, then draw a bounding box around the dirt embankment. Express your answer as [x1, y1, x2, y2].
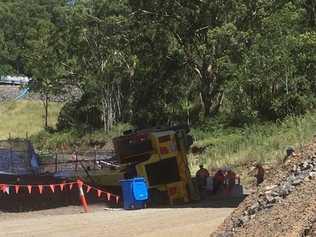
[212, 140, 316, 237]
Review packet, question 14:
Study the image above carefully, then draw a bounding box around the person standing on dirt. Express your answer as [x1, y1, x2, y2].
[255, 164, 265, 186]
[196, 164, 210, 192]
[283, 147, 297, 163]
[226, 168, 236, 192]
[124, 163, 138, 179]
[213, 169, 225, 194]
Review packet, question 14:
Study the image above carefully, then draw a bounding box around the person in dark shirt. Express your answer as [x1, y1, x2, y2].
[124, 164, 137, 179]
[213, 169, 225, 194]
[255, 164, 264, 186]
[196, 164, 210, 193]
[226, 169, 236, 193]
[283, 147, 297, 163]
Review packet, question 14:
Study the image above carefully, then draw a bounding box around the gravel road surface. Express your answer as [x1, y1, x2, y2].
[0, 203, 235, 237]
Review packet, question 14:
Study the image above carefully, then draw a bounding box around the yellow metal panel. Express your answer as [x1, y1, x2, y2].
[166, 181, 189, 205]
[135, 130, 192, 202]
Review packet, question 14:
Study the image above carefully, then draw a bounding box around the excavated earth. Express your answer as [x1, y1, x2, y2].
[212, 139, 316, 237]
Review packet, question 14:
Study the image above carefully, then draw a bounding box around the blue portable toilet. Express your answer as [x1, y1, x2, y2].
[120, 177, 149, 210]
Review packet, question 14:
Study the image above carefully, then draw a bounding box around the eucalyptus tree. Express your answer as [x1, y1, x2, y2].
[229, 1, 316, 122]
[129, 0, 248, 118]
[0, 0, 28, 75]
[66, 0, 134, 131]
[0, 0, 71, 128]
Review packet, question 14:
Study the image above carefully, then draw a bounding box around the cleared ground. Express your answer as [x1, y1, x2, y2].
[0, 202, 236, 237]
[212, 140, 316, 237]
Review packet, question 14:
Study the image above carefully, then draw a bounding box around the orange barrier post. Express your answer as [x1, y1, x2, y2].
[77, 180, 88, 213]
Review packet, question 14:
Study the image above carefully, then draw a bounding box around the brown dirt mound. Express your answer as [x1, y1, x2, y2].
[212, 139, 316, 237]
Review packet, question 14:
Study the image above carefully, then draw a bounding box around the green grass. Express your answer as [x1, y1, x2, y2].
[0, 99, 130, 151]
[0, 100, 62, 139]
[189, 112, 316, 173]
[2, 99, 316, 182]
[31, 123, 132, 151]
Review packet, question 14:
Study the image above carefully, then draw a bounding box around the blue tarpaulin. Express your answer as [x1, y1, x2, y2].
[0, 140, 39, 175]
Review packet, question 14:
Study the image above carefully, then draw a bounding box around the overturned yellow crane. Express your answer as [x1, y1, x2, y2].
[113, 126, 196, 204]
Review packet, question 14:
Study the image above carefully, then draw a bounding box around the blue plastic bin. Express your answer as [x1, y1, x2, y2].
[120, 177, 149, 210]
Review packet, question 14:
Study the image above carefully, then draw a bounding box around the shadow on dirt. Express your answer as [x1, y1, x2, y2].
[0, 174, 120, 213]
[149, 196, 246, 209]
[0, 173, 245, 212]
[0, 190, 245, 213]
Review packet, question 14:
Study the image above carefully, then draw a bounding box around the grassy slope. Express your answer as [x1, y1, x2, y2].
[0, 100, 62, 139]
[1, 99, 316, 180]
[189, 112, 316, 182]
[31, 123, 131, 151]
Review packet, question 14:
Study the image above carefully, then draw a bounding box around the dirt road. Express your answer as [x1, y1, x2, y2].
[0, 203, 235, 237]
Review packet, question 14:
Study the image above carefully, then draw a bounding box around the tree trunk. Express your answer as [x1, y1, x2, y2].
[101, 85, 116, 132]
[305, 0, 316, 28]
[199, 62, 224, 118]
[41, 93, 49, 130]
[101, 97, 107, 132]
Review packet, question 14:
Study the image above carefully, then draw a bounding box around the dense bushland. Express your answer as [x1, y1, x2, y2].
[0, 0, 315, 131]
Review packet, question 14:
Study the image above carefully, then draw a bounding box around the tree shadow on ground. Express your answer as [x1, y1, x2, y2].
[149, 195, 246, 209]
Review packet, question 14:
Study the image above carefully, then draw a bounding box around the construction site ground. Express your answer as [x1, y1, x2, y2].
[212, 139, 316, 237]
[0, 200, 240, 237]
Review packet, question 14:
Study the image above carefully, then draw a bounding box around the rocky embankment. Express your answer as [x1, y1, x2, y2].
[212, 140, 316, 237]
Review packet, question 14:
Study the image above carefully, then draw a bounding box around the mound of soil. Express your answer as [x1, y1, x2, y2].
[212, 139, 316, 237]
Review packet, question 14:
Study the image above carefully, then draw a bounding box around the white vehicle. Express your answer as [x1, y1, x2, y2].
[0, 76, 30, 85]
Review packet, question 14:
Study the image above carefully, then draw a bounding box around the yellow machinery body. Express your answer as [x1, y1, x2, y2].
[135, 131, 190, 204]
[113, 128, 194, 204]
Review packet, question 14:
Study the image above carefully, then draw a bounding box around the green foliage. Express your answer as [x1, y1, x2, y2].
[228, 2, 316, 123]
[190, 112, 316, 171]
[129, 0, 246, 119]
[31, 123, 132, 151]
[62, 0, 134, 131]
[0, 100, 62, 139]
[0, 0, 315, 132]
[57, 97, 103, 131]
